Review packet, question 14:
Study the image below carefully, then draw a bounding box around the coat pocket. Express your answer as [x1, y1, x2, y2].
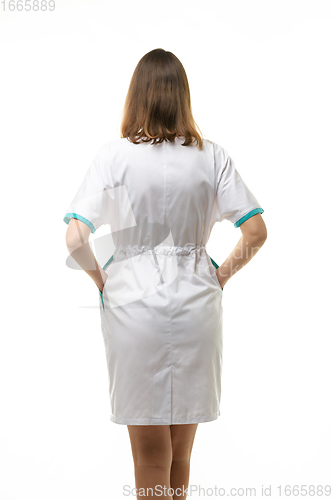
[208, 255, 224, 292]
[98, 257, 113, 312]
[98, 273, 110, 312]
[212, 271, 224, 292]
[98, 288, 105, 312]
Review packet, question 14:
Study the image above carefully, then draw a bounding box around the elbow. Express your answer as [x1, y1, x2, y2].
[251, 225, 268, 246]
[256, 227, 268, 243]
[65, 218, 91, 251]
[259, 218, 268, 241]
[240, 216, 268, 245]
[65, 228, 87, 252]
[65, 235, 79, 252]
[244, 230, 267, 251]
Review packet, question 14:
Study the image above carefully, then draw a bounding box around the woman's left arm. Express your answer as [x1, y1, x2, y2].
[65, 217, 108, 292]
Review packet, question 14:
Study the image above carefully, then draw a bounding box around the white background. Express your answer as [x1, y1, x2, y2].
[1, 0, 332, 498]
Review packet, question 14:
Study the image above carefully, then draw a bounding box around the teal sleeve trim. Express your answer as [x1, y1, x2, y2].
[234, 208, 264, 228]
[63, 213, 96, 234]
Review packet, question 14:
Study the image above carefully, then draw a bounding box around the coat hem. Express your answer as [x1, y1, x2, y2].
[109, 410, 221, 425]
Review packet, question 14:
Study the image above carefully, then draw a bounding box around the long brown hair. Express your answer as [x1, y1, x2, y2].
[120, 49, 204, 150]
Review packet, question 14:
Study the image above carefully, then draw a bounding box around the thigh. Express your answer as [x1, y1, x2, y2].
[170, 424, 199, 461]
[127, 425, 173, 465]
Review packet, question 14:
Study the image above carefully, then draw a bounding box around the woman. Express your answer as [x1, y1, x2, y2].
[63, 48, 267, 499]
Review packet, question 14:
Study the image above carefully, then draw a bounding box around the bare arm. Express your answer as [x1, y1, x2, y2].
[65, 218, 108, 292]
[216, 213, 267, 289]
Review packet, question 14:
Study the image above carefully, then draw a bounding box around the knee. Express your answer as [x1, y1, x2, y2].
[171, 454, 191, 464]
[132, 445, 173, 469]
[171, 445, 193, 463]
[134, 455, 173, 470]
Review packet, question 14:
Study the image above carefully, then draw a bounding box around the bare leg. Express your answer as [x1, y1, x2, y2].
[170, 424, 198, 500]
[127, 425, 173, 499]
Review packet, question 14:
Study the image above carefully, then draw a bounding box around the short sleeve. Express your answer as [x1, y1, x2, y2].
[63, 144, 112, 234]
[215, 144, 264, 227]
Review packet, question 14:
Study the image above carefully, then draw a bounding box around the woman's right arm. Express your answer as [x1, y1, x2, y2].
[216, 213, 267, 289]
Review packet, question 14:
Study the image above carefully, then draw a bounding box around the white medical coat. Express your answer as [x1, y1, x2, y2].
[63, 136, 264, 425]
